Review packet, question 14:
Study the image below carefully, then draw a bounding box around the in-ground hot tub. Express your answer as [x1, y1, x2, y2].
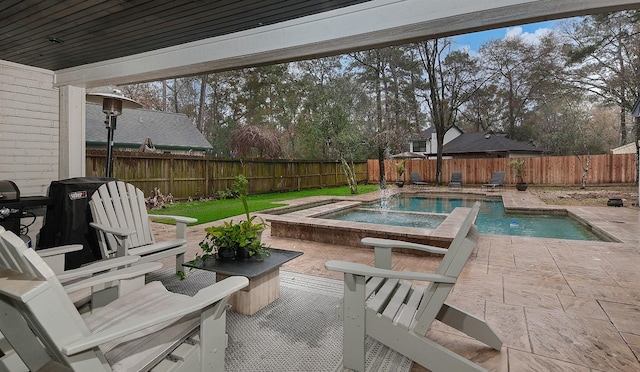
[265, 200, 473, 253]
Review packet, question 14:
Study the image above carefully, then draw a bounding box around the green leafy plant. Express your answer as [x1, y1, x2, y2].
[195, 174, 270, 263]
[509, 160, 526, 184]
[395, 159, 406, 177]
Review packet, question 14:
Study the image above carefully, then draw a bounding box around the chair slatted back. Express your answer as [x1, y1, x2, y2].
[0, 228, 103, 370]
[0, 227, 39, 278]
[90, 181, 155, 258]
[413, 202, 480, 335]
[451, 172, 462, 183]
[491, 172, 505, 185]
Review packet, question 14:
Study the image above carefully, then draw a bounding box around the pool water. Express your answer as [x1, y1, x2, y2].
[357, 195, 603, 241]
[326, 209, 446, 229]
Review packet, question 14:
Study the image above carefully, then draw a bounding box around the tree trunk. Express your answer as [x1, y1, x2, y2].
[162, 80, 167, 111]
[620, 106, 627, 146]
[579, 154, 591, 189]
[636, 116, 640, 205]
[340, 156, 358, 194]
[172, 79, 179, 113]
[197, 74, 207, 133]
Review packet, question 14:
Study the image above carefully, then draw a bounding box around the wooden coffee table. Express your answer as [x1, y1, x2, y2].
[183, 248, 303, 315]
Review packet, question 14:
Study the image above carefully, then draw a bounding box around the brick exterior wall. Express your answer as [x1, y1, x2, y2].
[0, 60, 58, 196]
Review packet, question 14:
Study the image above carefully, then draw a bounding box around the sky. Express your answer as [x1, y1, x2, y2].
[452, 20, 559, 53]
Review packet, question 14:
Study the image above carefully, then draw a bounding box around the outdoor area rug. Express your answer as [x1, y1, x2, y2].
[148, 268, 413, 372]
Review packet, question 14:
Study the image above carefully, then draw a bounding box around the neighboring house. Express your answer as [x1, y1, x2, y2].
[409, 126, 463, 156]
[409, 127, 542, 159]
[611, 141, 639, 154]
[86, 103, 213, 156]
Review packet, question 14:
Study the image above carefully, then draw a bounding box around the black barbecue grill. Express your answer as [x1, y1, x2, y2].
[1, 178, 109, 269]
[0, 181, 52, 245]
[0, 180, 22, 236]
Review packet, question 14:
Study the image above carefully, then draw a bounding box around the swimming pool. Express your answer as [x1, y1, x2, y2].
[351, 194, 604, 241]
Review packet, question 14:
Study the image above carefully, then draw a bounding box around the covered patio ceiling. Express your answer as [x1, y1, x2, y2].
[3, 0, 640, 88]
[1, 0, 370, 71]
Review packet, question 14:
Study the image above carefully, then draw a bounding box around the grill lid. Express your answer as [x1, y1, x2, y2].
[0, 180, 19, 201]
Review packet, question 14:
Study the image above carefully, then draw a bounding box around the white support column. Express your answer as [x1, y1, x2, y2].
[59, 86, 86, 179]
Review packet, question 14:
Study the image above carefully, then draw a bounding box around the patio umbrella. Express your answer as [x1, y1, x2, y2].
[86, 90, 142, 177]
[391, 151, 427, 159]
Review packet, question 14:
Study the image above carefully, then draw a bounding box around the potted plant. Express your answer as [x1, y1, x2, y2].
[195, 175, 270, 262]
[395, 159, 406, 187]
[509, 160, 528, 191]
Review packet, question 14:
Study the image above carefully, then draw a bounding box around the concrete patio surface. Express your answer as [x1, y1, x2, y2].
[153, 187, 640, 371]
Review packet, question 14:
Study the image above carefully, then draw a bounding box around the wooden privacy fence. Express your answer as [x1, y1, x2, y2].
[86, 150, 368, 199]
[369, 153, 638, 186]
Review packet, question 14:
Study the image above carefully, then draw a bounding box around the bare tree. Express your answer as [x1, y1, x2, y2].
[197, 74, 208, 133]
[417, 39, 478, 184]
[229, 125, 283, 158]
[563, 12, 640, 146]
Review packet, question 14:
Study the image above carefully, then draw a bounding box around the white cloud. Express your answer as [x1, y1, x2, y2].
[504, 26, 554, 45]
[505, 26, 523, 39]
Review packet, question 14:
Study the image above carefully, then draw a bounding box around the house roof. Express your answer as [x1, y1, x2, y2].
[611, 141, 639, 154]
[443, 132, 542, 155]
[86, 103, 212, 151]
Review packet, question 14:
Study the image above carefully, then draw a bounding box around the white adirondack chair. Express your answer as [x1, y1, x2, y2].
[6, 242, 159, 310]
[0, 227, 248, 372]
[89, 181, 197, 273]
[0, 227, 162, 370]
[325, 202, 502, 372]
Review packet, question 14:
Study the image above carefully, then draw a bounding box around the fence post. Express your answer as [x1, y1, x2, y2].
[169, 155, 174, 195]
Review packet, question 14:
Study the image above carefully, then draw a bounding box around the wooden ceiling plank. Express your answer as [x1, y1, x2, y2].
[1, 0, 104, 35]
[0, 0, 32, 14]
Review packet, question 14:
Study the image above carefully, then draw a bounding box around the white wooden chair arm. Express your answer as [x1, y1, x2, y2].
[37, 245, 84, 274]
[0, 267, 48, 301]
[325, 260, 456, 283]
[361, 237, 448, 255]
[56, 255, 143, 282]
[61, 275, 249, 355]
[62, 262, 162, 294]
[89, 222, 136, 238]
[148, 214, 198, 225]
[36, 244, 83, 257]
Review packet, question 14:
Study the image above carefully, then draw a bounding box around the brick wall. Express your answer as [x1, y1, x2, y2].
[0, 60, 58, 196]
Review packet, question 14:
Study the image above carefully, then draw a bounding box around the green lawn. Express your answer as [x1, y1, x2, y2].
[151, 184, 380, 225]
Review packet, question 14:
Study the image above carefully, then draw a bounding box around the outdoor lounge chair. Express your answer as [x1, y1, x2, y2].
[40, 246, 159, 310]
[448, 171, 463, 190]
[410, 172, 428, 186]
[325, 202, 502, 372]
[27, 243, 160, 310]
[0, 227, 248, 372]
[90, 181, 198, 274]
[482, 171, 505, 191]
